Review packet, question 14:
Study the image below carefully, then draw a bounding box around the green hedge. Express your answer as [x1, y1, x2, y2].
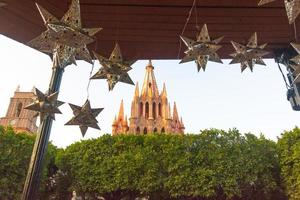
[57, 129, 285, 200]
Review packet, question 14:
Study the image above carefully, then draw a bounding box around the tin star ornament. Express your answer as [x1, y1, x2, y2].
[28, 0, 102, 68]
[65, 100, 103, 137]
[179, 24, 223, 72]
[258, 0, 300, 24]
[289, 43, 300, 83]
[230, 32, 269, 72]
[24, 88, 64, 122]
[91, 43, 136, 91]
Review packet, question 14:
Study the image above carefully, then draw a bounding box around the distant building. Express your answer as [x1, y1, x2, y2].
[112, 61, 185, 135]
[0, 86, 38, 133]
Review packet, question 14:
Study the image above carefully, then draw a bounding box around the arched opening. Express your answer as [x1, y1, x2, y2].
[153, 102, 156, 119]
[136, 127, 140, 134]
[158, 103, 162, 117]
[143, 127, 147, 135]
[139, 102, 143, 117]
[161, 127, 165, 133]
[16, 102, 23, 117]
[153, 128, 157, 133]
[145, 102, 149, 118]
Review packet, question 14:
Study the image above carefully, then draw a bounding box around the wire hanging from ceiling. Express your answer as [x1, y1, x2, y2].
[177, 0, 197, 59]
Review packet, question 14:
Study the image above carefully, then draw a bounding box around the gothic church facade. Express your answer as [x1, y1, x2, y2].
[112, 61, 184, 135]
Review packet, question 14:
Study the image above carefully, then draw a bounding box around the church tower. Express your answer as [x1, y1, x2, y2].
[0, 86, 38, 133]
[112, 61, 185, 135]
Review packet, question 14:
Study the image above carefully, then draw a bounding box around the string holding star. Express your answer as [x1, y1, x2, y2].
[258, 0, 300, 24]
[28, 0, 102, 68]
[65, 100, 104, 137]
[24, 88, 64, 123]
[230, 32, 269, 72]
[179, 24, 224, 72]
[91, 43, 136, 91]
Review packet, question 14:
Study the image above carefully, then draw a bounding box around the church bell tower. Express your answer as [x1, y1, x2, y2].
[0, 86, 38, 133]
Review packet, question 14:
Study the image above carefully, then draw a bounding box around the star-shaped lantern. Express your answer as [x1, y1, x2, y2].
[289, 43, 300, 83]
[28, 0, 102, 68]
[65, 100, 103, 137]
[91, 43, 136, 91]
[179, 24, 223, 72]
[24, 88, 64, 122]
[258, 0, 300, 24]
[230, 32, 269, 72]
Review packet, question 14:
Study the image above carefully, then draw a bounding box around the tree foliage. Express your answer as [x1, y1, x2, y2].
[278, 127, 300, 200]
[57, 129, 285, 200]
[0, 125, 57, 200]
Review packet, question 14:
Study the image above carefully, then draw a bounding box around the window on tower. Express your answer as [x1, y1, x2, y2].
[145, 102, 149, 118]
[158, 103, 162, 117]
[139, 102, 143, 117]
[16, 102, 23, 117]
[153, 102, 156, 119]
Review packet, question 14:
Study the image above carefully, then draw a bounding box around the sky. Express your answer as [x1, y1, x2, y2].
[0, 35, 299, 148]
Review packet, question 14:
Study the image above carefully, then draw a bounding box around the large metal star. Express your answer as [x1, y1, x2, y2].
[65, 100, 103, 137]
[179, 24, 223, 72]
[91, 43, 136, 91]
[230, 32, 269, 72]
[289, 43, 300, 83]
[28, 0, 102, 68]
[24, 88, 64, 122]
[258, 0, 300, 24]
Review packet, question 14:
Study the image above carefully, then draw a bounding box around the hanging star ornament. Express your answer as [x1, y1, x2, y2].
[258, 0, 300, 24]
[28, 0, 102, 68]
[289, 43, 300, 83]
[65, 100, 103, 137]
[179, 24, 223, 72]
[24, 88, 64, 122]
[230, 32, 269, 72]
[91, 43, 136, 91]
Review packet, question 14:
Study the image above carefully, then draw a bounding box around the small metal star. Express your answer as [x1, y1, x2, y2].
[289, 43, 300, 83]
[258, 0, 300, 24]
[91, 43, 136, 91]
[65, 100, 103, 137]
[28, 0, 102, 68]
[230, 32, 269, 72]
[179, 24, 223, 72]
[24, 88, 64, 122]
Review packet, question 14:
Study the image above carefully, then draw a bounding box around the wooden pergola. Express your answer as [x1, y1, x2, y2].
[0, 0, 298, 59]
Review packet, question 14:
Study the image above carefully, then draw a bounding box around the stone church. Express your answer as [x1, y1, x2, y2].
[0, 86, 38, 133]
[112, 61, 185, 135]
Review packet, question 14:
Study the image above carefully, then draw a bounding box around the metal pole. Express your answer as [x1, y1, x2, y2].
[21, 66, 64, 200]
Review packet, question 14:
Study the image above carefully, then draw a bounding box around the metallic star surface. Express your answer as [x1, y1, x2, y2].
[179, 24, 223, 72]
[24, 88, 64, 122]
[289, 43, 300, 83]
[91, 43, 136, 91]
[28, 0, 102, 68]
[65, 100, 103, 137]
[258, 0, 300, 24]
[230, 32, 269, 72]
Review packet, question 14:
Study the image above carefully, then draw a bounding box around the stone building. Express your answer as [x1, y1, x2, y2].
[112, 61, 184, 135]
[0, 86, 38, 133]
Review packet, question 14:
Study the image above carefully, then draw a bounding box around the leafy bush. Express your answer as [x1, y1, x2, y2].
[57, 129, 285, 200]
